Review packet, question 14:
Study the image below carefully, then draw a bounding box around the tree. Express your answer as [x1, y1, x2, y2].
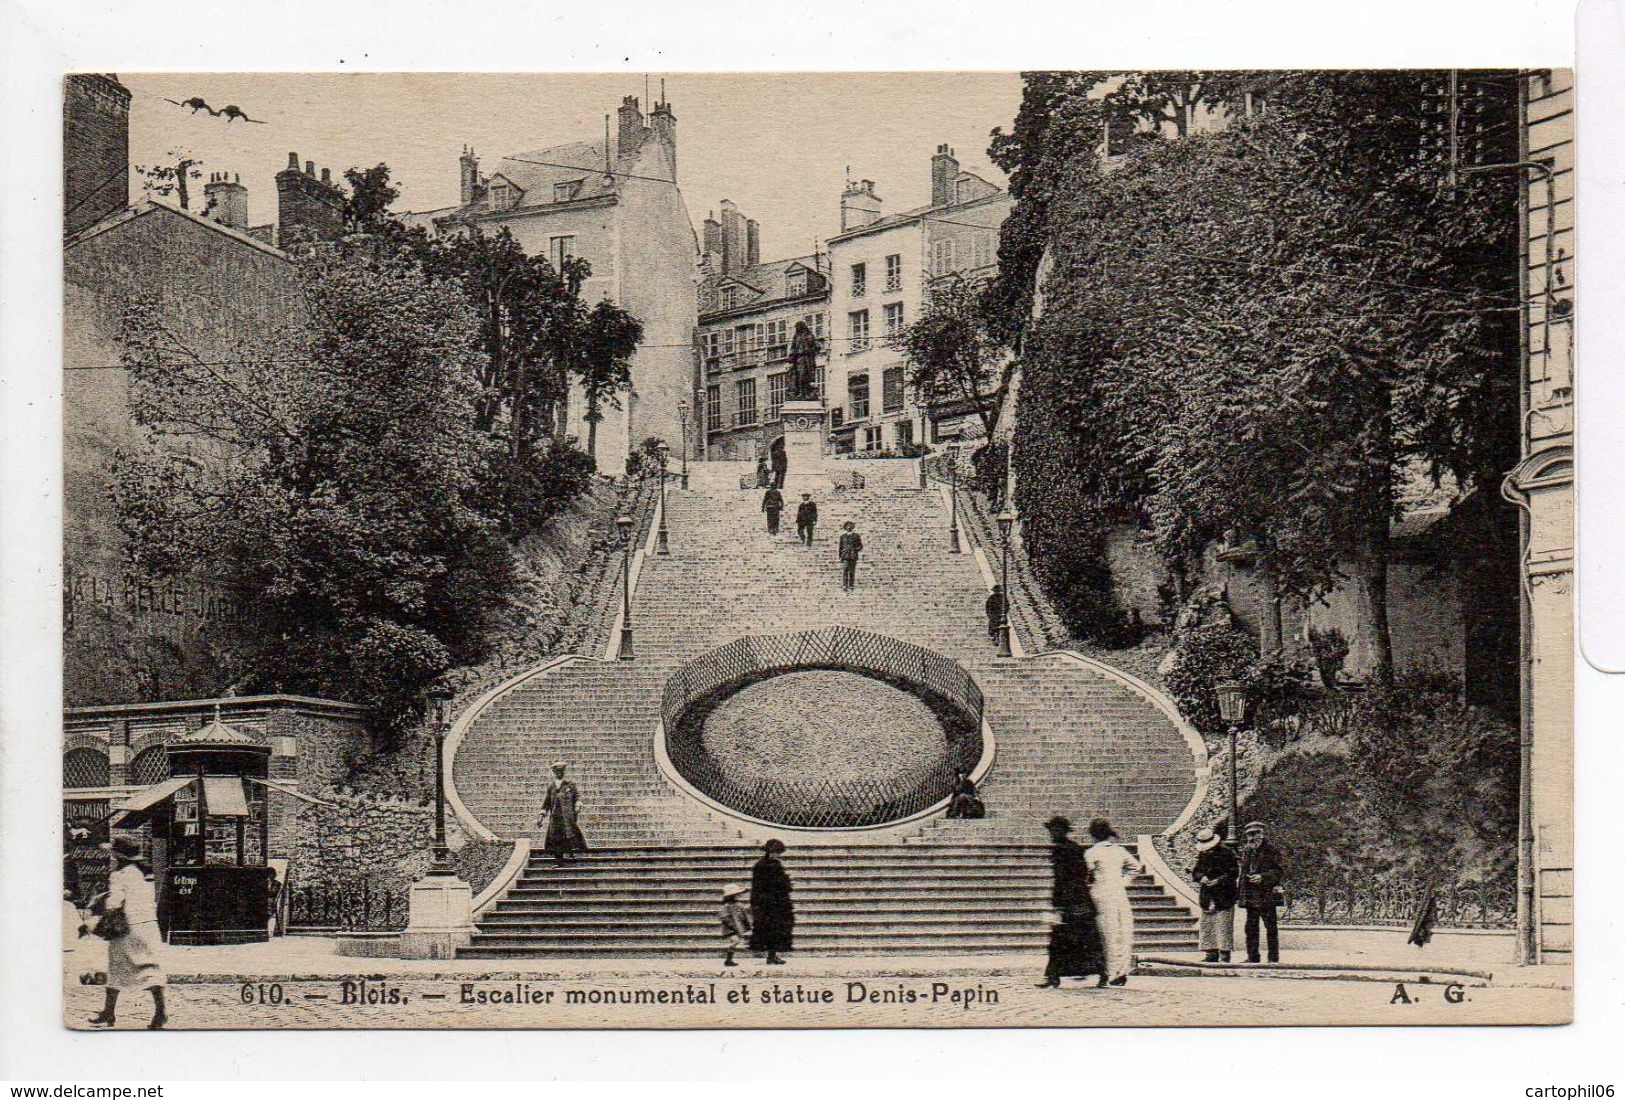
[343, 163, 401, 234]
[890, 273, 1007, 438]
[571, 299, 643, 462]
[136, 149, 203, 210]
[999, 71, 1520, 678]
[114, 250, 510, 732]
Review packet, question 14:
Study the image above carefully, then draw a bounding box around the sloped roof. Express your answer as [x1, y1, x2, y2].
[64, 199, 290, 261]
[828, 181, 1011, 243]
[699, 254, 828, 317]
[171, 706, 265, 750]
[494, 140, 623, 208]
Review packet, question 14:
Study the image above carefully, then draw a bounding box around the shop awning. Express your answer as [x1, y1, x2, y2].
[111, 776, 194, 818]
[202, 775, 250, 816]
[249, 777, 337, 808]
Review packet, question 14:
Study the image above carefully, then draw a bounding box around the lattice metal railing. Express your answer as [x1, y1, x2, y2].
[661, 627, 985, 828]
[1281, 878, 1515, 929]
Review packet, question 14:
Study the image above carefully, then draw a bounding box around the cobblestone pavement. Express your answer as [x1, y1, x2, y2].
[64, 969, 1568, 1030]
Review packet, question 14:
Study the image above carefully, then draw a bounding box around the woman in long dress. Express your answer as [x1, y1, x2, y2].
[1085, 817, 1142, 986]
[537, 761, 588, 860]
[748, 839, 794, 964]
[89, 838, 167, 1029]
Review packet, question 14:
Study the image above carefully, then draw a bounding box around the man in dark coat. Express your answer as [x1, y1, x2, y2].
[761, 486, 784, 535]
[536, 762, 588, 860]
[1239, 820, 1284, 962]
[1191, 826, 1239, 962]
[985, 584, 1006, 644]
[795, 494, 818, 546]
[749, 839, 794, 964]
[769, 437, 788, 489]
[945, 769, 984, 819]
[1038, 816, 1105, 987]
[837, 521, 863, 590]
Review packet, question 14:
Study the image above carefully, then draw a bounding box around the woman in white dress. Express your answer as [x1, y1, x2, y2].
[1084, 817, 1142, 986]
[89, 838, 167, 1029]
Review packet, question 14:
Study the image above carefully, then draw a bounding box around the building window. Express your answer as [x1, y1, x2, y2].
[490, 183, 515, 210]
[63, 748, 109, 789]
[767, 372, 788, 420]
[554, 180, 582, 202]
[702, 331, 721, 367]
[883, 302, 906, 339]
[851, 263, 867, 298]
[735, 378, 758, 426]
[929, 239, 957, 277]
[787, 270, 807, 297]
[848, 374, 870, 421]
[736, 324, 758, 364]
[896, 420, 914, 447]
[970, 234, 994, 270]
[549, 235, 576, 272]
[863, 425, 883, 452]
[883, 366, 906, 413]
[885, 254, 902, 292]
[707, 385, 722, 433]
[765, 319, 790, 359]
[805, 312, 826, 342]
[848, 310, 870, 353]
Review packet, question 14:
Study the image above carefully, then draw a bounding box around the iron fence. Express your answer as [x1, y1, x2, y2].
[285, 881, 408, 932]
[1280, 878, 1515, 929]
[661, 626, 985, 828]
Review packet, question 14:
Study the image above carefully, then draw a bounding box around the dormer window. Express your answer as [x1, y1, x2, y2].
[786, 270, 807, 298]
[554, 180, 583, 202]
[489, 183, 515, 210]
[719, 285, 741, 311]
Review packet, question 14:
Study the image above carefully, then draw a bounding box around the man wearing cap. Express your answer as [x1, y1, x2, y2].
[719, 884, 752, 967]
[795, 493, 818, 546]
[1239, 821, 1284, 963]
[1191, 826, 1239, 963]
[536, 762, 588, 861]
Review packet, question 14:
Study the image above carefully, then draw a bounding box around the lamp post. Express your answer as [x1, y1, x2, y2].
[1215, 680, 1249, 849]
[616, 514, 635, 660]
[677, 401, 690, 490]
[947, 443, 963, 555]
[996, 509, 1016, 657]
[426, 685, 454, 874]
[655, 441, 671, 556]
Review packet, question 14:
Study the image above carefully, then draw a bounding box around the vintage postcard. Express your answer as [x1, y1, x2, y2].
[58, 69, 1574, 1030]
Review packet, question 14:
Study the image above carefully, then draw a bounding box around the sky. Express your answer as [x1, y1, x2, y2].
[122, 73, 1024, 262]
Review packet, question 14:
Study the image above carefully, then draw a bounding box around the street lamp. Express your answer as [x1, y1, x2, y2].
[677, 401, 691, 490]
[615, 514, 635, 660]
[1215, 680, 1249, 850]
[947, 443, 963, 555]
[426, 684, 455, 875]
[996, 509, 1016, 657]
[655, 440, 671, 556]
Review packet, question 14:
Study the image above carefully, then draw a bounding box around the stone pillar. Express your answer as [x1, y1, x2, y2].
[777, 400, 827, 475]
[399, 873, 475, 960]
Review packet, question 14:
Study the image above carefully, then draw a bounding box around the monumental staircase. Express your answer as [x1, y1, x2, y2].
[451, 457, 1206, 958]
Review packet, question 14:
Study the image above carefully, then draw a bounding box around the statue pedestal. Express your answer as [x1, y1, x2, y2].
[777, 400, 827, 474]
[398, 871, 474, 960]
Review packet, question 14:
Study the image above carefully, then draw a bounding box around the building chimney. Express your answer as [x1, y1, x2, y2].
[63, 74, 132, 236]
[745, 218, 760, 268]
[703, 211, 723, 258]
[459, 146, 479, 206]
[617, 95, 646, 159]
[719, 199, 746, 275]
[649, 100, 677, 180]
[203, 171, 249, 230]
[840, 179, 884, 232]
[276, 151, 346, 247]
[931, 143, 959, 207]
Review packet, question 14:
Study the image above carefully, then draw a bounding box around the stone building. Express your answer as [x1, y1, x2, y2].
[695, 200, 831, 461]
[62, 78, 351, 705]
[823, 146, 1012, 454]
[1501, 68, 1574, 966]
[399, 94, 699, 475]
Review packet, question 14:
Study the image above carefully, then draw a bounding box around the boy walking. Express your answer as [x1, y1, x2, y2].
[795, 493, 818, 546]
[761, 486, 784, 535]
[838, 521, 863, 590]
[720, 884, 752, 967]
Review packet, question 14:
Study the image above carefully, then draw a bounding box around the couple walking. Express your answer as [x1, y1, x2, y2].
[1038, 816, 1141, 989]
